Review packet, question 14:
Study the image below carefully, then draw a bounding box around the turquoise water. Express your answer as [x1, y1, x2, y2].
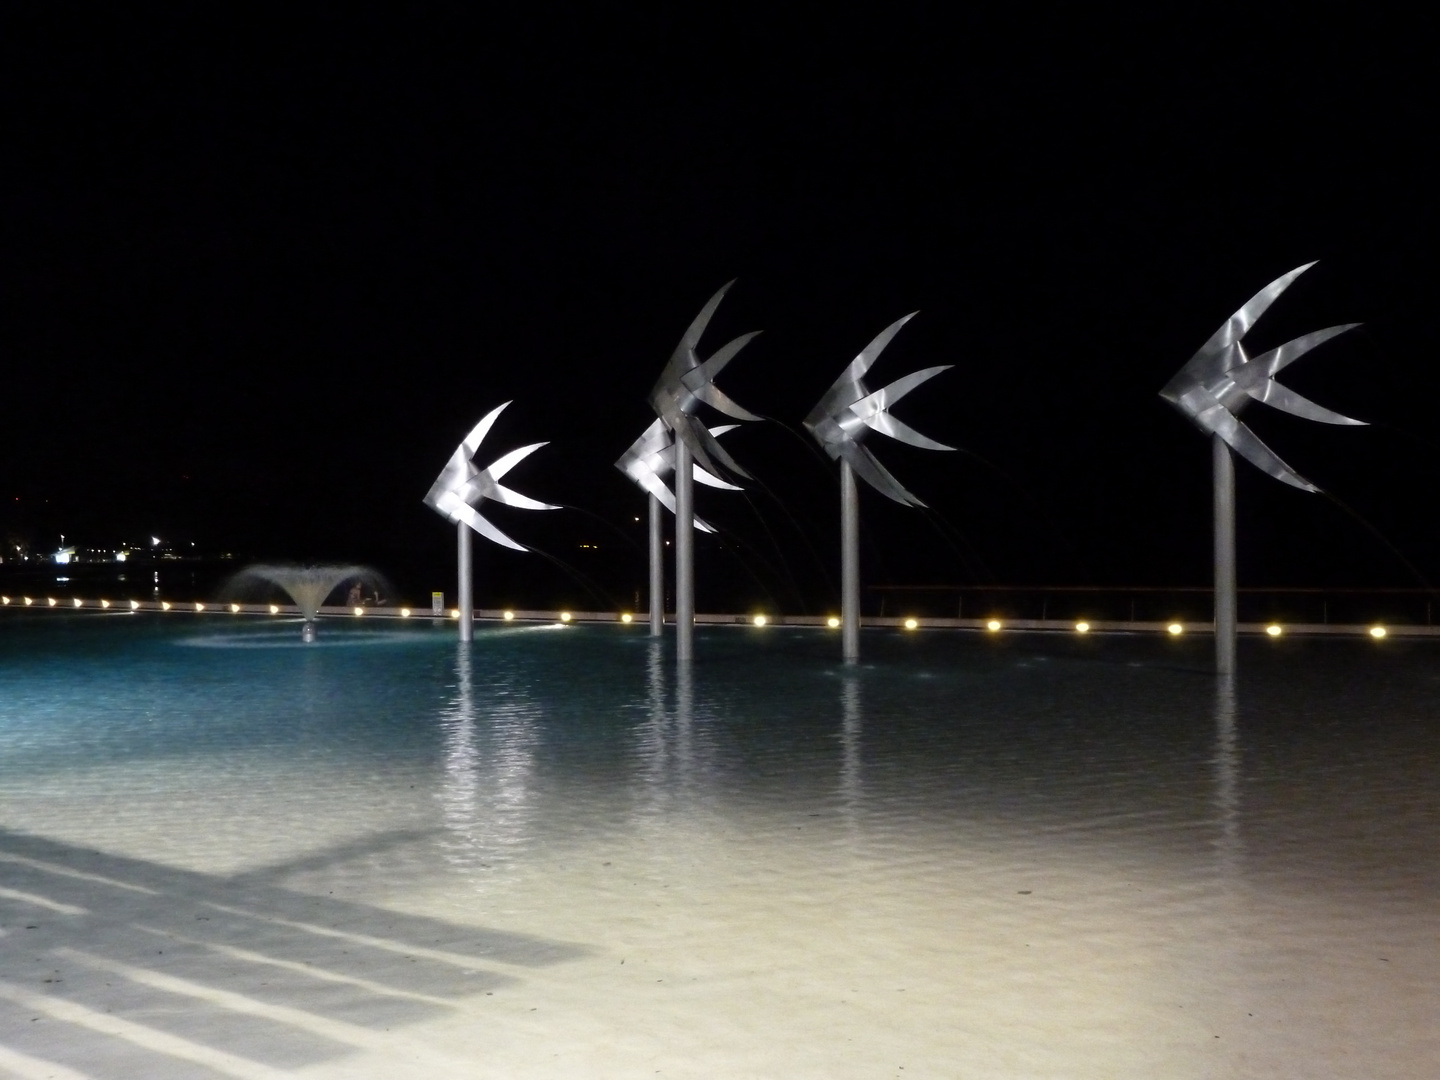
[2, 614, 1438, 1077]
[5, 615, 1436, 867]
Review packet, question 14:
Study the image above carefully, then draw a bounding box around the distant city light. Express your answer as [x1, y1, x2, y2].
[116, 551, 128, 562]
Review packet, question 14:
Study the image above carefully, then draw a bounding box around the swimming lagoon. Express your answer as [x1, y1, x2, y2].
[2, 615, 1436, 1077]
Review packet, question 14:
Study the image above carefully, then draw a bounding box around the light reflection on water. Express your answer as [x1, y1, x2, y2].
[179, 627, 429, 649]
[2, 615, 1438, 1076]
[1212, 673, 1242, 880]
[839, 671, 862, 836]
[3, 616, 1436, 889]
[436, 645, 538, 881]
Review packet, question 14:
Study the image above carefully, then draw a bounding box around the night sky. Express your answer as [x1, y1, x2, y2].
[2, 9, 1434, 611]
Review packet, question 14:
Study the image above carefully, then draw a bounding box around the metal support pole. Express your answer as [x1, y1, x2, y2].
[675, 441, 694, 661]
[1213, 434, 1236, 675]
[840, 460, 860, 662]
[649, 492, 663, 636]
[457, 521, 473, 643]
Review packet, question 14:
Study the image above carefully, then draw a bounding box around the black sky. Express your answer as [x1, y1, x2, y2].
[2, 7, 1435, 609]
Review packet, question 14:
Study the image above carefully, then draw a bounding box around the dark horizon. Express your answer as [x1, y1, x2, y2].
[4, 10, 1435, 609]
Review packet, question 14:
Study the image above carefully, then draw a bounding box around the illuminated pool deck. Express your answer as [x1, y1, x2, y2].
[2, 614, 1437, 1077]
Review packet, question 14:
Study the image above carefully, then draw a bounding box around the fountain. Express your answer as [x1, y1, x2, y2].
[1159, 261, 1363, 674]
[615, 417, 742, 636]
[423, 401, 557, 643]
[804, 311, 953, 662]
[646, 281, 762, 661]
[225, 564, 384, 641]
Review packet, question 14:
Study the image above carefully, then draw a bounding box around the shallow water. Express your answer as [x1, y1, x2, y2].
[2, 614, 1436, 1078]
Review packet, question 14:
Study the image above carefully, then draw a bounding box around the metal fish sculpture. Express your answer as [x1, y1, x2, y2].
[615, 418, 741, 535]
[1159, 262, 1362, 674]
[645, 283, 762, 660]
[804, 311, 953, 505]
[646, 280, 761, 482]
[424, 401, 558, 551]
[1160, 261, 1363, 491]
[805, 312, 953, 661]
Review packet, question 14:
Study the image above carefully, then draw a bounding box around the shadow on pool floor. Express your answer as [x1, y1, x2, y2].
[0, 827, 589, 1078]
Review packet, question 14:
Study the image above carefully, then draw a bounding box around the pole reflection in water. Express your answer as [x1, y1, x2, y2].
[636, 640, 671, 815]
[437, 644, 538, 883]
[1211, 672, 1242, 882]
[838, 672, 863, 836]
[634, 642, 720, 832]
[675, 659, 695, 789]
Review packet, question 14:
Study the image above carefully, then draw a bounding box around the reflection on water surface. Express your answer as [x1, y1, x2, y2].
[2, 616, 1437, 1077]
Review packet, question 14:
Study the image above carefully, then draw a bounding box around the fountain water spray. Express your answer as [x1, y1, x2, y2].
[227, 564, 380, 641]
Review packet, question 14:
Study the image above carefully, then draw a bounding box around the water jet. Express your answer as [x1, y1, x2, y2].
[225, 564, 383, 641]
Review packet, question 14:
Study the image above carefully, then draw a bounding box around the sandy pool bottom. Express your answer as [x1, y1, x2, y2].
[2, 763, 1435, 1080]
